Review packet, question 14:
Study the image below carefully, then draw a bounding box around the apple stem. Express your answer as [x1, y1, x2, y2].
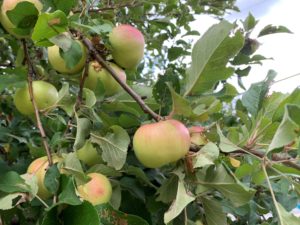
[79, 35, 163, 122]
[21, 39, 53, 166]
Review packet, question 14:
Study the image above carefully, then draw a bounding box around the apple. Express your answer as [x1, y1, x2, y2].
[109, 24, 145, 69]
[76, 141, 102, 166]
[27, 155, 62, 199]
[188, 126, 207, 146]
[84, 61, 126, 96]
[0, 0, 42, 38]
[133, 119, 190, 168]
[47, 41, 87, 74]
[77, 173, 112, 205]
[14, 81, 59, 115]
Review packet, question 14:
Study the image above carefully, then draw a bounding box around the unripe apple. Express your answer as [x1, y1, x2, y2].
[76, 141, 102, 166]
[14, 81, 59, 115]
[133, 120, 190, 168]
[109, 24, 145, 69]
[0, 0, 42, 38]
[188, 126, 207, 146]
[27, 155, 62, 199]
[47, 41, 87, 74]
[84, 61, 126, 96]
[77, 173, 112, 205]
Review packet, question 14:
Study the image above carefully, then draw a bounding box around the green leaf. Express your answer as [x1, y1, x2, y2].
[202, 165, 255, 207]
[164, 179, 195, 224]
[88, 164, 122, 177]
[62, 153, 87, 183]
[0, 193, 24, 210]
[214, 83, 238, 102]
[7, 1, 39, 36]
[217, 125, 240, 152]
[243, 13, 258, 31]
[168, 83, 193, 117]
[57, 83, 76, 116]
[44, 164, 61, 194]
[126, 166, 156, 188]
[58, 175, 82, 206]
[43, 0, 78, 14]
[32, 11, 68, 46]
[268, 104, 300, 152]
[278, 203, 300, 225]
[83, 88, 96, 108]
[258, 25, 292, 37]
[73, 117, 91, 150]
[41, 207, 58, 225]
[184, 20, 244, 96]
[193, 142, 219, 168]
[59, 39, 84, 70]
[201, 197, 227, 225]
[156, 175, 178, 204]
[242, 70, 276, 117]
[0, 171, 29, 193]
[96, 204, 150, 225]
[91, 126, 130, 170]
[21, 173, 39, 196]
[273, 88, 300, 122]
[0, 68, 27, 92]
[61, 201, 100, 225]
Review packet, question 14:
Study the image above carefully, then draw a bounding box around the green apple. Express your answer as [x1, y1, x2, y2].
[0, 0, 42, 38]
[84, 61, 126, 96]
[188, 126, 207, 146]
[109, 24, 145, 69]
[77, 173, 112, 205]
[14, 81, 59, 115]
[47, 41, 87, 74]
[27, 155, 62, 199]
[76, 140, 102, 166]
[133, 119, 190, 168]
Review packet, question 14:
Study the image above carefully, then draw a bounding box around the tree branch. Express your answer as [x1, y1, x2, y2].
[236, 148, 300, 170]
[79, 35, 162, 122]
[73, 1, 143, 13]
[21, 39, 53, 166]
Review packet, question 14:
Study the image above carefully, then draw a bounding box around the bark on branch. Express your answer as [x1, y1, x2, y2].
[79, 35, 162, 122]
[21, 39, 53, 166]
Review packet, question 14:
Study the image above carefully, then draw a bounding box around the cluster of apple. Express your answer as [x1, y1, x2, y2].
[1, 0, 208, 206]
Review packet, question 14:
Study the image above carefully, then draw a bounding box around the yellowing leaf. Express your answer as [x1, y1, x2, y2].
[229, 157, 241, 168]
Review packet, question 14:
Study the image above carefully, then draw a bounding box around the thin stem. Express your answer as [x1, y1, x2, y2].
[184, 208, 188, 225]
[22, 39, 53, 166]
[273, 72, 300, 84]
[75, 53, 90, 110]
[35, 194, 50, 208]
[262, 160, 283, 225]
[80, 35, 162, 122]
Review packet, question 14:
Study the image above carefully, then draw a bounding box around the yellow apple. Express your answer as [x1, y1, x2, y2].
[77, 173, 112, 205]
[76, 141, 102, 166]
[47, 41, 87, 74]
[133, 119, 190, 168]
[14, 81, 59, 115]
[84, 61, 126, 96]
[27, 155, 62, 199]
[0, 0, 42, 38]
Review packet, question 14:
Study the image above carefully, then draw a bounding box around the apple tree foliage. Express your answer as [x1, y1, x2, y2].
[0, 0, 299, 225]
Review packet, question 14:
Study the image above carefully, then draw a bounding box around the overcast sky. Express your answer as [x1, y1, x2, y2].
[192, 0, 300, 93]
